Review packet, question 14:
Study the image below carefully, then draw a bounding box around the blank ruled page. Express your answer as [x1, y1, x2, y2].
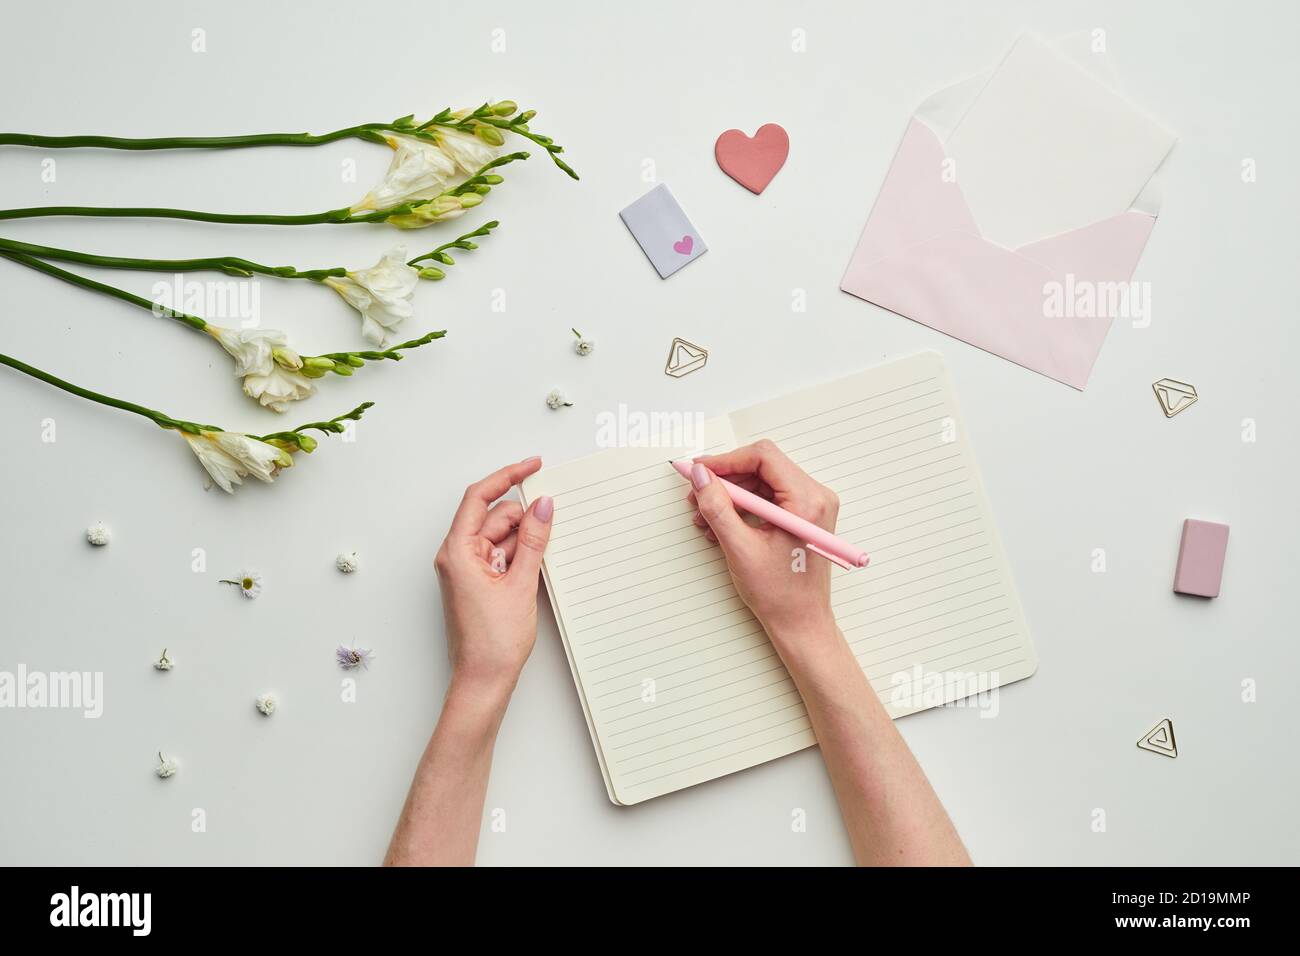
[524, 351, 1035, 804]
[729, 350, 1036, 719]
[522, 418, 818, 805]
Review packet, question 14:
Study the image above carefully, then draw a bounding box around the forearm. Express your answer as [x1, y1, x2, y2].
[774, 620, 971, 866]
[383, 677, 513, 866]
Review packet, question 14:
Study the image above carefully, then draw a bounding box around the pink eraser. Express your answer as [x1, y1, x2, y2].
[1173, 518, 1229, 598]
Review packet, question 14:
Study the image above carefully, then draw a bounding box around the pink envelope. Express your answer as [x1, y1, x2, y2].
[841, 37, 1175, 390]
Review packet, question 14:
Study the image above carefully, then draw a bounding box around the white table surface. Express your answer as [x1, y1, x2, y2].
[1, 0, 1296, 866]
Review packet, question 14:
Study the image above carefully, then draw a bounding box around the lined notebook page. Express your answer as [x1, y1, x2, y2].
[521, 418, 811, 804]
[524, 351, 1035, 804]
[729, 351, 1036, 718]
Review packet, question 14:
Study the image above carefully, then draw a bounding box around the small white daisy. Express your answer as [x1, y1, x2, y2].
[336, 551, 359, 574]
[86, 522, 111, 546]
[255, 694, 277, 716]
[546, 388, 573, 410]
[154, 649, 174, 671]
[156, 752, 179, 778]
[572, 328, 595, 356]
[220, 570, 263, 599]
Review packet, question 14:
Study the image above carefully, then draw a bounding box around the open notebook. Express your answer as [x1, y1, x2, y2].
[521, 351, 1036, 804]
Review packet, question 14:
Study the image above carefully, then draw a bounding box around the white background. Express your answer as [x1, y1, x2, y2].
[1, 0, 1296, 865]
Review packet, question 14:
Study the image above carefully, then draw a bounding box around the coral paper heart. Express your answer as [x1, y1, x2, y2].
[714, 123, 789, 194]
[673, 235, 694, 255]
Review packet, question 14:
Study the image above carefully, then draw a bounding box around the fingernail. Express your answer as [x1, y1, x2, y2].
[521, 455, 540, 464]
[534, 495, 554, 521]
[691, 463, 711, 489]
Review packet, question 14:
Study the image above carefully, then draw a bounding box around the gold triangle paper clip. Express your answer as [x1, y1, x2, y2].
[1137, 717, 1178, 758]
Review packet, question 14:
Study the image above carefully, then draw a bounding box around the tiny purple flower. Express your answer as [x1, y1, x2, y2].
[336, 644, 375, 670]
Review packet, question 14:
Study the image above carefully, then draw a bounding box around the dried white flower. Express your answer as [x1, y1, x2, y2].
[220, 570, 263, 600]
[85, 522, 111, 546]
[156, 752, 179, 778]
[572, 328, 594, 356]
[335, 551, 359, 574]
[255, 694, 277, 716]
[546, 388, 573, 410]
[154, 649, 174, 671]
[336, 644, 375, 670]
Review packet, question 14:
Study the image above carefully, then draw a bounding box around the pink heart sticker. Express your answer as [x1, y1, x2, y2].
[714, 123, 790, 195]
[673, 235, 694, 255]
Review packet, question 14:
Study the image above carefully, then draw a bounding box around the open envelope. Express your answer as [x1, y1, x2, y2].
[841, 34, 1177, 389]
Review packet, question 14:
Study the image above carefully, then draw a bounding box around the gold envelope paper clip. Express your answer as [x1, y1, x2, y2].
[664, 337, 708, 378]
[1152, 378, 1198, 418]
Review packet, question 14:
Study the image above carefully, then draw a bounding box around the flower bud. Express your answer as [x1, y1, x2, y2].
[491, 100, 518, 116]
[344, 355, 365, 367]
[517, 110, 536, 123]
[272, 346, 304, 370]
[474, 124, 506, 147]
[459, 193, 484, 208]
[483, 175, 504, 185]
[304, 356, 336, 370]
[419, 267, 446, 280]
[330, 363, 354, 376]
[295, 434, 318, 453]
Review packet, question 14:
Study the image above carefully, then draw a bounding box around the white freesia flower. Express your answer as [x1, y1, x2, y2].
[335, 551, 359, 574]
[323, 247, 420, 345]
[353, 134, 458, 212]
[183, 430, 292, 494]
[434, 127, 499, 176]
[86, 521, 111, 546]
[256, 693, 277, 716]
[205, 325, 316, 412]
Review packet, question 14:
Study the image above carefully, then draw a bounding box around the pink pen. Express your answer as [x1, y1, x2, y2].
[671, 459, 869, 570]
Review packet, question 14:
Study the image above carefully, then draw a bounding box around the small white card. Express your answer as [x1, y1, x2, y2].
[619, 183, 707, 278]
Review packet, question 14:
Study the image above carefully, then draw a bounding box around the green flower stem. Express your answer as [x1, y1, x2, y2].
[0, 236, 346, 281]
[0, 351, 212, 433]
[0, 153, 525, 227]
[0, 204, 370, 226]
[0, 250, 208, 331]
[407, 221, 498, 270]
[0, 351, 377, 454]
[0, 105, 580, 178]
[255, 401, 373, 446]
[311, 331, 446, 365]
[0, 127, 391, 150]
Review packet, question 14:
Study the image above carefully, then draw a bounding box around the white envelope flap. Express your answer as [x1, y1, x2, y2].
[910, 33, 1176, 250]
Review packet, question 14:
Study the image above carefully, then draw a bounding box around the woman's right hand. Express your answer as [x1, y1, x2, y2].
[686, 440, 842, 660]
